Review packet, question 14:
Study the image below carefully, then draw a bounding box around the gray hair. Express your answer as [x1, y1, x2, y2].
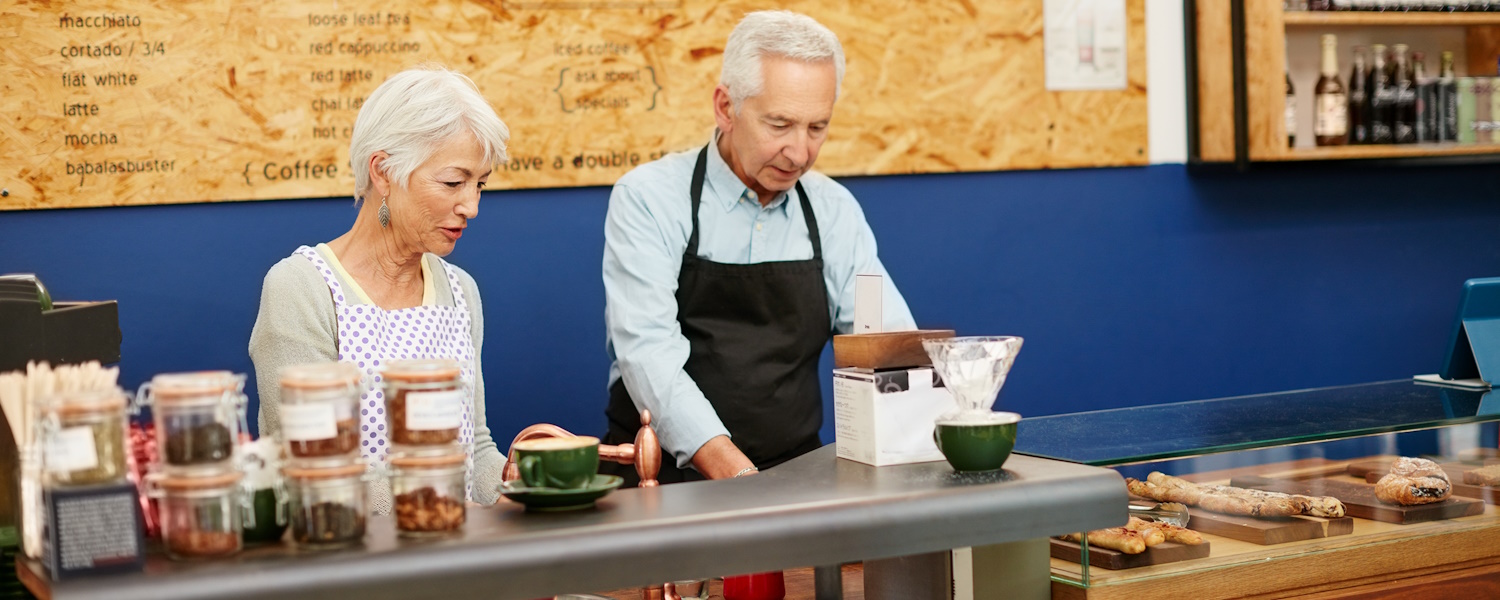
[349, 64, 510, 201]
[719, 11, 845, 111]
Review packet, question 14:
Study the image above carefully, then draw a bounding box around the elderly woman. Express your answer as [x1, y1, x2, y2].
[250, 65, 509, 509]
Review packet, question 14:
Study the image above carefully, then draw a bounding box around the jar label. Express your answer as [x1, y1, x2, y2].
[405, 390, 462, 431]
[45, 426, 99, 473]
[283, 403, 339, 441]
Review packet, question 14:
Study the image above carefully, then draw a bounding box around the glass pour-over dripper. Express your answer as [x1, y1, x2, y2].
[922, 336, 1023, 422]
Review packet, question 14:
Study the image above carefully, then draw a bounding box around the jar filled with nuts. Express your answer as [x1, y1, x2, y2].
[381, 359, 464, 447]
[41, 388, 131, 487]
[137, 371, 247, 475]
[283, 462, 369, 549]
[279, 362, 362, 464]
[147, 470, 251, 560]
[389, 451, 467, 537]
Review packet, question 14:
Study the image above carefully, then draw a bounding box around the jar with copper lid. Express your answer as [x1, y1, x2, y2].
[388, 450, 467, 537]
[40, 388, 130, 487]
[381, 359, 465, 447]
[283, 462, 369, 549]
[137, 371, 246, 474]
[146, 470, 251, 560]
[279, 362, 362, 463]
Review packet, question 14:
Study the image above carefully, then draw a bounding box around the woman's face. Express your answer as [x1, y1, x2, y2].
[388, 132, 491, 257]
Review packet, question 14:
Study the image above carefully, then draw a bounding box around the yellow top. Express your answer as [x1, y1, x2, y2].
[315, 243, 435, 307]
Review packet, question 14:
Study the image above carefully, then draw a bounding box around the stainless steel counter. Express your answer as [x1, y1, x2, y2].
[23, 446, 1125, 600]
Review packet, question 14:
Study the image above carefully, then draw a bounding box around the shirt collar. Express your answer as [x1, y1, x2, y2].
[706, 130, 791, 214]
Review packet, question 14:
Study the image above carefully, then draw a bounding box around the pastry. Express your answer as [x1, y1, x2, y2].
[1127, 473, 1341, 518]
[1121, 517, 1166, 546]
[1375, 457, 1451, 505]
[1462, 464, 1500, 487]
[1126, 516, 1204, 545]
[1057, 528, 1147, 554]
[1199, 484, 1346, 518]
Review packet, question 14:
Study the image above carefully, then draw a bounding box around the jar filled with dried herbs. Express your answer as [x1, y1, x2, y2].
[382, 359, 464, 447]
[42, 388, 130, 487]
[279, 362, 362, 463]
[138, 371, 246, 474]
[389, 451, 467, 537]
[283, 462, 369, 549]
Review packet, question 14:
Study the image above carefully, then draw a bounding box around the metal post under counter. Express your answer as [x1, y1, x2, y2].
[18, 445, 1126, 600]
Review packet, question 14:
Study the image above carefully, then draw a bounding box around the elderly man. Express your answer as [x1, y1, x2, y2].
[601, 10, 915, 485]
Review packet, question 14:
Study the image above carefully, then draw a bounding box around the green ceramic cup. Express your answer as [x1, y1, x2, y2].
[933, 413, 1020, 473]
[515, 436, 600, 490]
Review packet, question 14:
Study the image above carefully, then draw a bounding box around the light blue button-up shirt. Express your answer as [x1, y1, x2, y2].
[603, 138, 917, 469]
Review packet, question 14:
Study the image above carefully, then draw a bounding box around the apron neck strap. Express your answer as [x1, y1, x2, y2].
[687, 146, 709, 258]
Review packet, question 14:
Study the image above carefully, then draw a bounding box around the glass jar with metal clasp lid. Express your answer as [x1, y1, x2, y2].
[381, 359, 466, 448]
[137, 371, 247, 475]
[389, 449, 467, 537]
[39, 388, 131, 487]
[278, 361, 362, 465]
[146, 470, 253, 560]
[283, 462, 371, 549]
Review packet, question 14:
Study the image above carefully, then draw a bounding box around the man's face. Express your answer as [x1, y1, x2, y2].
[716, 56, 837, 201]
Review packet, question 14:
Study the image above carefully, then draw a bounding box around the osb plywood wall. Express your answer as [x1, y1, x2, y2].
[0, 0, 1146, 211]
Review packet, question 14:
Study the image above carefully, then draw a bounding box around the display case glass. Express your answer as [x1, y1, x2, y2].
[1018, 380, 1500, 597]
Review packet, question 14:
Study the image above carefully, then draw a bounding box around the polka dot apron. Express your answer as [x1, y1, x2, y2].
[297, 246, 477, 499]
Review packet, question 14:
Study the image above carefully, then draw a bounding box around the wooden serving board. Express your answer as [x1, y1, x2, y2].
[1347, 457, 1500, 478]
[1050, 538, 1210, 570]
[1348, 460, 1500, 505]
[831, 330, 955, 369]
[1125, 497, 1352, 546]
[1232, 475, 1486, 524]
[1184, 511, 1353, 545]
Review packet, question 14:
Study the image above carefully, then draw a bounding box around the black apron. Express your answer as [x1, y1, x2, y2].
[603, 145, 831, 486]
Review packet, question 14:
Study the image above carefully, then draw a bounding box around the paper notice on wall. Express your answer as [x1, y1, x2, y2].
[1044, 0, 1128, 91]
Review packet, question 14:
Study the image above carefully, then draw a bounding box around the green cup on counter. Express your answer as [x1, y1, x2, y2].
[933, 412, 1020, 473]
[514, 436, 600, 490]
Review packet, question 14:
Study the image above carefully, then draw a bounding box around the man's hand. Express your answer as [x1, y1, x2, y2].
[691, 435, 757, 479]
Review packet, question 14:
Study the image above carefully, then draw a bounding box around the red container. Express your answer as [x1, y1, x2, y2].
[723, 571, 786, 600]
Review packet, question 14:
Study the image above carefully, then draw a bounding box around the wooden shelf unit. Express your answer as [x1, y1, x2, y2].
[1270, 142, 1500, 160]
[1284, 11, 1500, 27]
[1192, 0, 1500, 165]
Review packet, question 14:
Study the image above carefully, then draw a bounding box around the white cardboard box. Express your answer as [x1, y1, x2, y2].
[832, 366, 956, 466]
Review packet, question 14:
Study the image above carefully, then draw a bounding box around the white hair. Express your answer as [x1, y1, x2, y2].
[349, 64, 510, 202]
[719, 10, 845, 111]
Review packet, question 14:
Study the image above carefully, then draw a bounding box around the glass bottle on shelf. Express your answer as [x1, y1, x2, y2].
[1424, 0, 1447, 9]
[1286, 60, 1297, 149]
[1305, 0, 1330, 10]
[1349, 47, 1371, 144]
[1315, 34, 1349, 146]
[1369, 44, 1393, 144]
[1391, 44, 1417, 143]
[1439, 51, 1458, 141]
[1413, 52, 1432, 142]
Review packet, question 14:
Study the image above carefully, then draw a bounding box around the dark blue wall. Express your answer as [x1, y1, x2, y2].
[4, 163, 1499, 447]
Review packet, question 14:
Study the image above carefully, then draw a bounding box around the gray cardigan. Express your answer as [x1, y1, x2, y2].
[248, 246, 506, 509]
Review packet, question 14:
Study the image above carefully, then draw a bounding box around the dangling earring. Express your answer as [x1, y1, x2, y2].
[378, 195, 390, 229]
